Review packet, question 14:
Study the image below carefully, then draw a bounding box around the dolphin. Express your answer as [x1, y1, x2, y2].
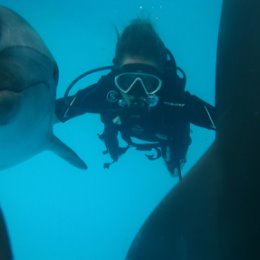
[126, 0, 260, 260]
[0, 6, 87, 170]
[0, 208, 12, 260]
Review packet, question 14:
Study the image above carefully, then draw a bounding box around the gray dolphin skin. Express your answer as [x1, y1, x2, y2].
[126, 0, 260, 260]
[0, 6, 87, 170]
[0, 208, 12, 260]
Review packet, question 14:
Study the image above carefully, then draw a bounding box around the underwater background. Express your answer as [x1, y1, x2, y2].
[0, 1, 221, 259]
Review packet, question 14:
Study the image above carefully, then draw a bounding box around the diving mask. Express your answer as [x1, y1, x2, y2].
[114, 64, 163, 96]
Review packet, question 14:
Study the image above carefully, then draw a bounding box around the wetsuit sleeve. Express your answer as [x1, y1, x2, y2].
[184, 92, 216, 130]
[55, 73, 115, 122]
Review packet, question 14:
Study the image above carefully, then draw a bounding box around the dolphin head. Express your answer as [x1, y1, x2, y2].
[0, 5, 57, 125]
[0, 5, 86, 170]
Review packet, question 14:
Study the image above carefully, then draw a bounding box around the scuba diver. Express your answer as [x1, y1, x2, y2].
[55, 19, 216, 180]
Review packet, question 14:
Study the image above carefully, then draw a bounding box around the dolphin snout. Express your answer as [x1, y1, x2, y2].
[0, 91, 20, 124]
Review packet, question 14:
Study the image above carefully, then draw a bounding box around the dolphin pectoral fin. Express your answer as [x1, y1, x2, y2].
[48, 135, 88, 170]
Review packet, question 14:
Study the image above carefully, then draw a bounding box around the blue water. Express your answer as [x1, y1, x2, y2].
[0, 1, 221, 259]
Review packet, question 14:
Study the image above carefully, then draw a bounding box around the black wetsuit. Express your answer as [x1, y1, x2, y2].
[55, 70, 216, 178]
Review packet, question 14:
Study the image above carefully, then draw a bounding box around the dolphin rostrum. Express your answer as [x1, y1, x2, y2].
[0, 6, 87, 170]
[126, 0, 260, 259]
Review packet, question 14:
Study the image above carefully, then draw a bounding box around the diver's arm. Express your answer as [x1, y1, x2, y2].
[55, 84, 99, 122]
[55, 72, 115, 123]
[184, 92, 216, 130]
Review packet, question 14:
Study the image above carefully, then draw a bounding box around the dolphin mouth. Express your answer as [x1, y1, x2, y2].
[0, 90, 21, 125]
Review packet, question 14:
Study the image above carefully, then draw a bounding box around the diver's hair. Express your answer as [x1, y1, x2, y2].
[114, 19, 167, 70]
